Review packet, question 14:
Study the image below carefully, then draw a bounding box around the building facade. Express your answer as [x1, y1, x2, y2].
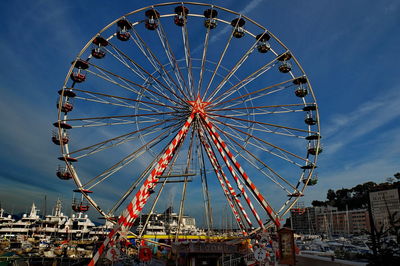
[291, 206, 370, 235]
[369, 188, 400, 232]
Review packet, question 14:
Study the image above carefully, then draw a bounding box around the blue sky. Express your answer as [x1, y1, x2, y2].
[0, 0, 399, 226]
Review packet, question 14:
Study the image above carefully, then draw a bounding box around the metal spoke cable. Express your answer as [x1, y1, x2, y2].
[211, 117, 308, 162]
[84, 126, 180, 190]
[210, 57, 279, 105]
[106, 42, 187, 105]
[206, 31, 268, 102]
[197, 25, 211, 96]
[74, 121, 182, 160]
[211, 77, 296, 109]
[156, 22, 190, 99]
[203, 26, 235, 100]
[87, 61, 184, 108]
[129, 27, 190, 102]
[72, 88, 185, 112]
[67, 117, 182, 156]
[211, 122, 302, 191]
[182, 17, 195, 98]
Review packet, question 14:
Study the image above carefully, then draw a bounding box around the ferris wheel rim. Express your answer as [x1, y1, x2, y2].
[55, 1, 321, 234]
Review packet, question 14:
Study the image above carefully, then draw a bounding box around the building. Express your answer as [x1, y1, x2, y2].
[369, 188, 400, 232]
[291, 205, 370, 235]
[291, 205, 337, 235]
[316, 209, 370, 235]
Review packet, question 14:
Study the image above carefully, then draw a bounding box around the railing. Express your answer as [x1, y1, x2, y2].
[223, 253, 255, 266]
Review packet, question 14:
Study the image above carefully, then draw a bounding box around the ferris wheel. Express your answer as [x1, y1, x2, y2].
[54, 2, 321, 236]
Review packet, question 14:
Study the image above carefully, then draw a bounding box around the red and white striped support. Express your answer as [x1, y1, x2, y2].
[203, 124, 264, 229]
[198, 129, 253, 228]
[201, 115, 281, 228]
[89, 113, 195, 266]
[198, 128, 251, 233]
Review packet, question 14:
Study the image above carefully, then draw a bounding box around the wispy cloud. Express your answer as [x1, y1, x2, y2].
[322, 86, 400, 155]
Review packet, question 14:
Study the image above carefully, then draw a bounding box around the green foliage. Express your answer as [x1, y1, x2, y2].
[394, 172, 400, 180]
[367, 209, 400, 265]
[311, 200, 326, 207]
[327, 189, 336, 201]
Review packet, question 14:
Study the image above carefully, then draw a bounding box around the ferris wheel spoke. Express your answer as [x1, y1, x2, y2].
[211, 56, 279, 104]
[74, 121, 182, 161]
[87, 62, 184, 107]
[237, 151, 295, 194]
[72, 88, 185, 112]
[69, 120, 141, 128]
[105, 42, 187, 105]
[219, 119, 300, 139]
[84, 125, 180, 190]
[79, 75, 175, 115]
[129, 27, 190, 101]
[213, 124, 303, 192]
[74, 93, 175, 114]
[215, 108, 303, 117]
[203, 28, 235, 100]
[210, 103, 305, 113]
[211, 86, 290, 112]
[64, 117, 178, 130]
[206, 32, 267, 102]
[209, 113, 315, 135]
[211, 77, 296, 109]
[197, 26, 211, 97]
[156, 23, 191, 99]
[62, 112, 176, 123]
[211, 118, 309, 163]
[68, 117, 182, 157]
[67, 114, 180, 128]
[219, 129, 296, 194]
[181, 18, 195, 97]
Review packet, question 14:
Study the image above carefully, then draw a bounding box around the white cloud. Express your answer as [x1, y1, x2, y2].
[323, 86, 400, 155]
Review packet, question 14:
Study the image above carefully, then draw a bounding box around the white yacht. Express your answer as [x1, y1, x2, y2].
[0, 203, 41, 237]
[40, 199, 69, 237]
[136, 207, 205, 236]
[0, 207, 15, 227]
[59, 212, 96, 239]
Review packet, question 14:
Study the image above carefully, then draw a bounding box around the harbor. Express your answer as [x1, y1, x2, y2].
[0, 201, 377, 265]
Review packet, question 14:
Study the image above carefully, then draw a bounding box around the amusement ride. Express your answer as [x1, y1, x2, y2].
[53, 2, 321, 262]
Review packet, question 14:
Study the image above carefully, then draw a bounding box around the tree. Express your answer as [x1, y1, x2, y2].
[283, 217, 291, 228]
[386, 177, 395, 184]
[311, 200, 326, 207]
[394, 172, 400, 180]
[327, 189, 336, 201]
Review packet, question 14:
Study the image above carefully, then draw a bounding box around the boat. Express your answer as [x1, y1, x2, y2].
[134, 207, 206, 239]
[0, 203, 41, 237]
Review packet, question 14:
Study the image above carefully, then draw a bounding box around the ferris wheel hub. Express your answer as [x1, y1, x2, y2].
[187, 95, 210, 115]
